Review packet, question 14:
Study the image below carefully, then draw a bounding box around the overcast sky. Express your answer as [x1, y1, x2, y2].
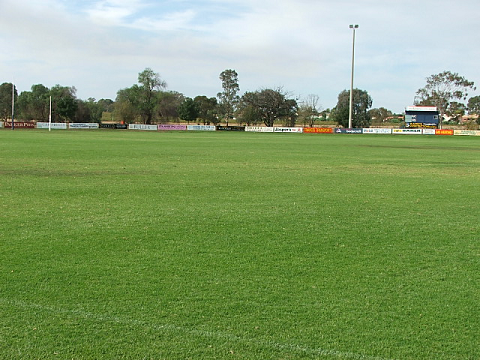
[1, 0, 479, 113]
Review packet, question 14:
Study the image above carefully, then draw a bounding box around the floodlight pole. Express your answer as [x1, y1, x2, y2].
[348, 24, 358, 129]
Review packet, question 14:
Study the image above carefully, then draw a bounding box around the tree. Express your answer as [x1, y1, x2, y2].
[298, 94, 321, 127]
[157, 91, 184, 121]
[241, 88, 298, 127]
[74, 99, 92, 123]
[0, 82, 16, 121]
[368, 107, 392, 124]
[332, 89, 372, 128]
[236, 104, 261, 126]
[217, 69, 240, 125]
[467, 96, 480, 124]
[445, 101, 466, 123]
[49, 85, 77, 122]
[137, 68, 167, 124]
[115, 85, 141, 124]
[178, 97, 199, 124]
[194, 96, 218, 125]
[415, 71, 475, 128]
[17, 84, 50, 121]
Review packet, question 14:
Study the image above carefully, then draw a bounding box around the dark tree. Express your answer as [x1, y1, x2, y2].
[17, 84, 50, 121]
[241, 88, 298, 127]
[194, 96, 218, 125]
[157, 91, 184, 121]
[332, 89, 372, 128]
[178, 97, 199, 124]
[49, 85, 78, 122]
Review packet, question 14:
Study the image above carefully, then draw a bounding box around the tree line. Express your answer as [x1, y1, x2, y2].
[1, 68, 478, 128]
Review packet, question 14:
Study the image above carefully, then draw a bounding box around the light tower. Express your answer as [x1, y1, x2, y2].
[348, 24, 358, 129]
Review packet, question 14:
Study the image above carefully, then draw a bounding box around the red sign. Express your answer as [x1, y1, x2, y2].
[435, 129, 454, 136]
[5, 122, 36, 128]
[303, 127, 333, 134]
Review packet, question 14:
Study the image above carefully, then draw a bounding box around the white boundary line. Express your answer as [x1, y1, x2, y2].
[1, 298, 395, 360]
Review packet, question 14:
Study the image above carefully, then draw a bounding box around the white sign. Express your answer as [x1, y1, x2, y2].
[454, 130, 480, 136]
[362, 128, 392, 134]
[128, 124, 157, 131]
[186, 125, 216, 131]
[245, 126, 274, 132]
[405, 106, 437, 112]
[422, 129, 436, 135]
[273, 127, 303, 133]
[392, 129, 423, 135]
[69, 123, 99, 129]
[0, 121, 4, 128]
[37, 122, 67, 129]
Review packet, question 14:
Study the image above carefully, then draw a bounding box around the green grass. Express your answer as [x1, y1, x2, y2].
[1, 130, 479, 359]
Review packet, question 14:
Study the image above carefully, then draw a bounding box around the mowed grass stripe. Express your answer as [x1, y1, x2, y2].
[1, 130, 479, 359]
[1, 298, 394, 360]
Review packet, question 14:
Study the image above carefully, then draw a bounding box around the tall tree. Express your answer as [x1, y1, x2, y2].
[178, 97, 199, 124]
[241, 88, 298, 127]
[74, 99, 92, 123]
[416, 71, 475, 128]
[17, 84, 50, 121]
[49, 85, 77, 122]
[332, 89, 372, 128]
[217, 69, 240, 125]
[157, 91, 184, 121]
[194, 96, 218, 125]
[0, 82, 16, 121]
[137, 68, 167, 124]
[115, 85, 141, 124]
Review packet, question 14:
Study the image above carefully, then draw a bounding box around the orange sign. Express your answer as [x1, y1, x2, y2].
[435, 129, 454, 136]
[303, 127, 333, 134]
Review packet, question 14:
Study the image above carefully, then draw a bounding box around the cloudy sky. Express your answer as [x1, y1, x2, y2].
[1, 0, 478, 113]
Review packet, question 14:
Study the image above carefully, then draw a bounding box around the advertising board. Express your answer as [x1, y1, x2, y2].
[0, 121, 4, 128]
[216, 126, 245, 131]
[245, 126, 274, 132]
[5, 122, 35, 128]
[187, 125, 216, 131]
[37, 122, 67, 129]
[422, 129, 436, 135]
[158, 124, 187, 131]
[303, 127, 333, 134]
[273, 127, 303, 133]
[362, 128, 392, 134]
[100, 123, 128, 129]
[392, 129, 422, 135]
[454, 130, 480, 136]
[435, 129, 454, 136]
[334, 128, 363, 134]
[129, 124, 157, 131]
[69, 123, 99, 129]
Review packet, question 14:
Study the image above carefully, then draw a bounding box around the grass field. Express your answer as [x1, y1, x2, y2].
[1, 130, 479, 359]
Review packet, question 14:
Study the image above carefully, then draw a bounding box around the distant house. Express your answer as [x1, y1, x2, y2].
[404, 106, 439, 128]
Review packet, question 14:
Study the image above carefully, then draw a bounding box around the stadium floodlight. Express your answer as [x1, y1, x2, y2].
[349, 24, 359, 129]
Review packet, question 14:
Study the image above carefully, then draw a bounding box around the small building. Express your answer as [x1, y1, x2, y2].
[404, 106, 439, 129]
